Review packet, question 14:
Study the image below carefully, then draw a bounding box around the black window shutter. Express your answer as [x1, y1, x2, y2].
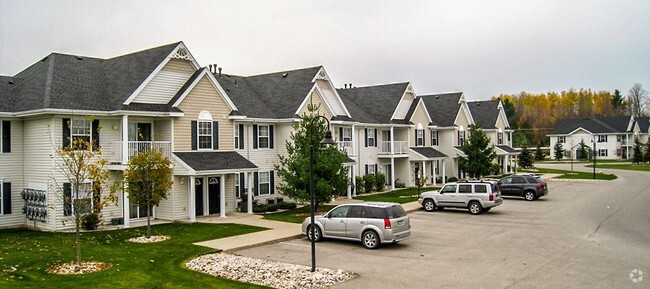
[239, 172, 245, 196]
[374, 129, 378, 147]
[339, 127, 343, 141]
[374, 164, 378, 174]
[415, 130, 418, 146]
[253, 125, 258, 149]
[92, 119, 100, 149]
[238, 124, 244, 149]
[253, 172, 259, 196]
[269, 125, 274, 149]
[364, 129, 368, 147]
[62, 118, 70, 148]
[270, 171, 275, 195]
[63, 183, 72, 216]
[191, 121, 197, 150]
[2, 121, 10, 153]
[213, 121, 219, 150]
[365, 165, 368, 175]
[2, 182, 10, 214]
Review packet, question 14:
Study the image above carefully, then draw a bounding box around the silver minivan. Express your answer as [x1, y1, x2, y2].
[302, 202, 411, 249]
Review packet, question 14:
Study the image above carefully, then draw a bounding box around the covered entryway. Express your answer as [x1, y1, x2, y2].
[409, 147, 448, 186]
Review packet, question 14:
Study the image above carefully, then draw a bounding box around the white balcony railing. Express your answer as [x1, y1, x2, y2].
[108, 141, 172, 163]
[337, 141, 353, 155]
[380, 141, 408, 154]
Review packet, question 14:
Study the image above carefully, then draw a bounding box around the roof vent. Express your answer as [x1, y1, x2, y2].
[476, 103, 481, 106]
[282, 73, 288, 77]
[234, 80, 237, 85]
[218, 67, 222, 77]
[41, 56, 48, 62]
[76, 56, 83, 60]
[435, 95, 439, 99]
[8, 80, 14, 85]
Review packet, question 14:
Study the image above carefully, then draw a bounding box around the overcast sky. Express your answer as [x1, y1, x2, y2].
[1, 0, 648, 100]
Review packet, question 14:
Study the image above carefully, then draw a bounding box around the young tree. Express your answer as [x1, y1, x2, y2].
[535, 143, 545, 161]
[577, 139, 589, 161]
[458, 125, 497, 179]
[124, 148, 173, 238]
[275, 104, 348, 211]
[54, 117, 117, 266]
[518, 146, 534, 169]
[553, 142, 564, 160]
[627, 83, 649, 117]
[632, 138, 644, 164]
[610, 89, 626, 115]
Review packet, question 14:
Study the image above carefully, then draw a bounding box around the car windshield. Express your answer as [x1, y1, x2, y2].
[384, 205, 406, 218]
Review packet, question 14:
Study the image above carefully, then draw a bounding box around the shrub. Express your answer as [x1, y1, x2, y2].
[355, 176, 364, 194]
[491, 163, 502, 175]
[276, 202, 297, 210]
[110, 217, 123, 225]
[82, 213, 100, 230]
[363, 174, 375, 193]
[447, 176, 458, 182]
[375, 173, 386, 192]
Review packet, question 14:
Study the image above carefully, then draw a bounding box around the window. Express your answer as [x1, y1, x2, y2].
[441, 184, 456, 193]
[234, 173, 248, 199]
[328, 206, 349, 218]
[348, 206, 365, 218]
[458, 184, 472, 194]
[430, 129, 438, 146]
[365, 164, 377, 175]
[383, 164, 392, 185]
[257, 125, 270, 149]
[597, 135, 607, 143]
[416, 129, 424, 146]
[234, 124, 240, 149]
[198, 121, 213, 149]
[498, 132, 503, 145]
[598, 149, 608, 157]
[71, 119, 91, 149]
[1, 182, 11, 215]
[1, 120, 10, 153]
[64, 182, 93, 216]
[474, 184, 488, 193]
[500, 177, 512, 184]
[366, 128, 376, 147]
[342, 127, 352, 141]
[258, 171, 271, 196]
[512, 177, 526, 184]
[458, 130, 465, 145]
[558, 136, 566, 144]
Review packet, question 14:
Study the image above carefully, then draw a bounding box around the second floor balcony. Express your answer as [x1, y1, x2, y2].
[107, 141, 172, 164]
[380, 141, 408, 154]
[337, 141, 353, 155]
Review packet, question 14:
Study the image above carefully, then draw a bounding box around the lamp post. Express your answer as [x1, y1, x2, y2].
[592, 135, 597, 180]
[308, 115, 336, 272]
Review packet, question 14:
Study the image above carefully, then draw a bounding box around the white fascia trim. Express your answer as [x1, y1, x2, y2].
[10, 108, 183, 118]
[355, 123, 411, 128]
[389, 83, 413, 121]
[239, 118, 295, 124]
[407, 98, 433, 124]
[294, 84, 336, 118]
[185, 168, 258, 176]
[567, 127, 594, 135]
[330, 120, 360, 125]
[171, 68, 238, 111]
[626, 115, 635, 131]
[496, 99, 511, 128]
[228, 115, 247, 120]
[123, 42, 198, 105]
[312, 67, 352, 118]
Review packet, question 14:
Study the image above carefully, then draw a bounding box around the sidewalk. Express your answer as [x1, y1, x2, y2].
[194, 198, 423, 252]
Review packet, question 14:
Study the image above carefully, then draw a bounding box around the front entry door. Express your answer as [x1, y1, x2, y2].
[195, 178, 204, 216]
[208, 177, 220, 215]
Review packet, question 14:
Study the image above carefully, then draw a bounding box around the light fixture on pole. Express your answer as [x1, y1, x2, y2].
[592, 135, 597, 180]
[308, 115, 336, 272]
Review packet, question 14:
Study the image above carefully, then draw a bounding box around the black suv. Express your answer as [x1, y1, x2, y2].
[497, 175, 548, 201]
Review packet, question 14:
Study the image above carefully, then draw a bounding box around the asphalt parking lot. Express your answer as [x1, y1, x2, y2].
[237, 166, 650, 288]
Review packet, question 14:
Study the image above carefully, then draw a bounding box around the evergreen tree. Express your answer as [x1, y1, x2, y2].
[535, 143, 545, 161]
[644, 141, 650, 163]
[553, 142, 564, 160]
[632, 138, 644, 164]
[610, 89, 626, 115]
[577, 139, 589, 161]
[275, 104, 348, 210]
[518, 146, 534, 168]
[458, 125, 497, 179]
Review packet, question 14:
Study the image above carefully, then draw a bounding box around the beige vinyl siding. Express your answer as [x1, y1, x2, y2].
[174, 76, 234, 151]
[393, 92, 415, 120]
[154, 179, 176, 221]
[100, 117, 123, 163]
[100, 172, 124, 222]
[224, 175, 236, 213]
[315, 80, 347, 116]
[0, 119, 25, 229]
[410, 104, 431, 146]
[132, 59, 196, 104]
[297, 90, 334, 118]
[154, 118, 173, 141]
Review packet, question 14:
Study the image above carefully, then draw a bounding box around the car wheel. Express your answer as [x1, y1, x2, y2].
[307, 225, 322, 242]
[468, 202, 483, 215]
[362, 230, 380, 249]
[524, 191, 536, 201]
[423, 199, 437, 212]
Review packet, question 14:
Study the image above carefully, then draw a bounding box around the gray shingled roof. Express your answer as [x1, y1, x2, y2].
[215, 66, 322, 119]
[496, 145, 518, 154]
[636, 117, 649, 133]
[174, 151, 258, 171]
[418, 92, 463, 127]
[337, 83, 409, 124]
[1, 42, 180, 113]
[550, 116, 632, 134]
[468, 100, 500, 129]
[410, 147, 448, 158]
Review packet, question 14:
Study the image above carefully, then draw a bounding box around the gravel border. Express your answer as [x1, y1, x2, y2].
[126, 235, 171, 243]
[185, 253, 356, 289]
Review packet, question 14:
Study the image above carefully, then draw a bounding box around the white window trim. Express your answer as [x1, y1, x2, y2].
[558, 136, 566, 144]
[197, 121, 213, 150]
[598, 149, 608, 157]
[0, 183, 5, 215]
[342, 127, 352, 141]
[367, 129, 376, 147]
[234, 124, 240, 149]
[234, 173, 248, 199]
[497, 132, 503, 145]
[258, 125, 270, 149]
[458, 130, 466, 145]
[366, 164, 376, 175]
[416, 129, 424, 146]
[258, 171, 271, 196]
[597, 135, 607, 143]
[431, 130, 438, 146]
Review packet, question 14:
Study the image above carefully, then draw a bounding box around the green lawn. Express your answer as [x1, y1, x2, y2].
[585, 163, 650, 172]
[0, 223, 269, 289]
[355, 187, 437, 203]
[262, 205, 336, 223]
[522, 168, 617, 180]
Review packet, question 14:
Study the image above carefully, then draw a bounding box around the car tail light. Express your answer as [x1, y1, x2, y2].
[537, 183, 543, 190]
[384, 218, 392, 229]
[489, 193, 494, 201]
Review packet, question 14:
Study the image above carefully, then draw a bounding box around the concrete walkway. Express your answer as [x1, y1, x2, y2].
[194, 198, 424, 252]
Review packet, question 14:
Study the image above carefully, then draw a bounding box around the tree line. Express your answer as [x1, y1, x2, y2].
[493, 83, 649, 146]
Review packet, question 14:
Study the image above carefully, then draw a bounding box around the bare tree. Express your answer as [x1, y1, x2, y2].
[627, 83, 649, 117]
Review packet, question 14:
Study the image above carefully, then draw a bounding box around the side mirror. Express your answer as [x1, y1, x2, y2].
[497, 181, 502, 185]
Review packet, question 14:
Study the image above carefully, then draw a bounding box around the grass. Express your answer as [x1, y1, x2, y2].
[262, 205, 336, 223]
[522, 167, 617, 180]
[585, 163, 650, 172]
[0, 223, 269, 289]
[355, 187, 438, 203]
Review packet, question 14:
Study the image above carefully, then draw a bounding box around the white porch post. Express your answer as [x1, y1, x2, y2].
[502, 156, 507, 174]
[123, 189, 130, 227]
[421, 161, 426, 186]
[351, 124, 357, 157]
[442, 160, 446, 184]
[189, 176, 196, 222]
[247, 172, 253, 214]
[390, 127, 394, 154]
[220, 175, 226, 218]
[390, 158, 395, 190]
[347, 166, 352, 199]
[121, 115, 129, 164]
[433, 160, 437, 186]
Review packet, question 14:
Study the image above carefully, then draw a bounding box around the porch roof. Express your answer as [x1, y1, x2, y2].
[409, 147, 448, 160]
[496, 145, 519, 155]
[173, 151, 257, 174]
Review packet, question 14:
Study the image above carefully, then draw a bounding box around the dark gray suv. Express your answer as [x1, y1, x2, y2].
[498, 175, 548, 201]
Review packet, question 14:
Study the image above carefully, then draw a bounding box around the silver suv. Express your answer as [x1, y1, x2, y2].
[418, 181, 503, 215]
[302, 202, 411, 249]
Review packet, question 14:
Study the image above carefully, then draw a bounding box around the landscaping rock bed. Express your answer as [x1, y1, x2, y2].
[185, 253, 355, 289]
[127, 235, 171, 243]
[47, 261, 112, 275]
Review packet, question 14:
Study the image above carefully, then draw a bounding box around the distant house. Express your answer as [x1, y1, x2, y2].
[548, 116, 637, 160]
